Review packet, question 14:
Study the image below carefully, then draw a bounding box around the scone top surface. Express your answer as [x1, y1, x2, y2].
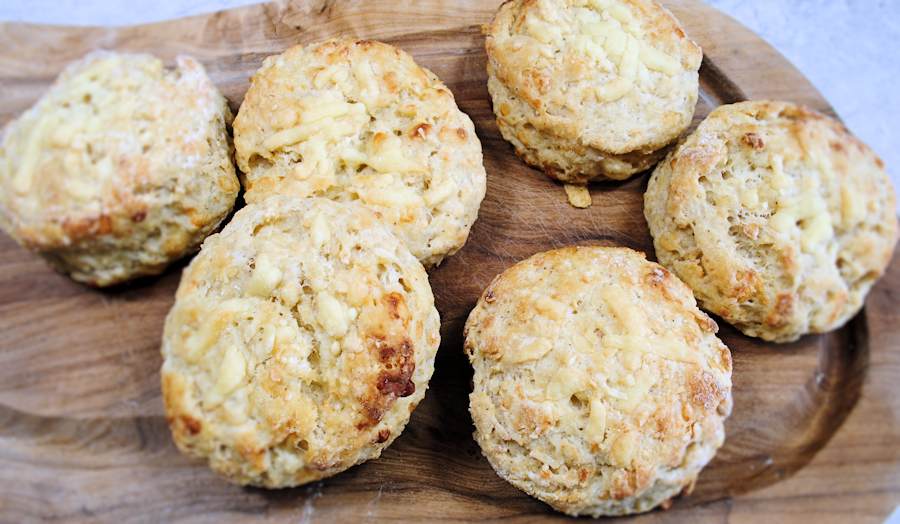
[0, 51, 238, 286]
[233, 38, 487, 267]
[485, 0, 701, 180]
[161, 197, 440, 488]
[464, 246, 732, 516]
[645, 101, 898, 342]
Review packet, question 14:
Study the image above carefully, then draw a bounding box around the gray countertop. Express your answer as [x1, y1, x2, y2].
[2, 0, 898, 201]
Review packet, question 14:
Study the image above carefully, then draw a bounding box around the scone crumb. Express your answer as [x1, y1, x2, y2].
[0, 50, 238, 286]
[161, 197, 440, 488]
[644, 100, 898, 342]
[465, 246, 733, 517]
[484, 0, 702, 183]
[232, 38, 487, 267]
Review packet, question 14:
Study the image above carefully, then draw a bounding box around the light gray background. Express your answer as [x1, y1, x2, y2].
[1, 0, 898, 200]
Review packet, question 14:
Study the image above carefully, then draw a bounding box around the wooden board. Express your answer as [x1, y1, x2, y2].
[0, 1, 897, 522]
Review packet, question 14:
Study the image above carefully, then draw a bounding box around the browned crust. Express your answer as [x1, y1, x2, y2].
[357, 292, 418, 430]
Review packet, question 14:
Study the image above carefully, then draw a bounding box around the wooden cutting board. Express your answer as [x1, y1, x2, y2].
[0, 1, 898, 522]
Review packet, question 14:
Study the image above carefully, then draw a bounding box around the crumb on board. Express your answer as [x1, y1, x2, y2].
[564, 184, 592, 208]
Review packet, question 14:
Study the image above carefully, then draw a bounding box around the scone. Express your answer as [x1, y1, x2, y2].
[161, 196, 440, 488]
[0, 51, 239, 286]
[464, 246, 732, 516]
[485, 0, 702, 183]
[233, 38, 487, 267]
[645, 101, 898, 342]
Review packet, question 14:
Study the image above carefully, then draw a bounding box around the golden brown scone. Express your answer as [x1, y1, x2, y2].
[485, 0, 701, 183]
[645, 101, 899, 342]
[161, 196, 440, 487]
[233, 38, 487, 268]
[0, 51, 239, 286]
[464, 246, 732, 516]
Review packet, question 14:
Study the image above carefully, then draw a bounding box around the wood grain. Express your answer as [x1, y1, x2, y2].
[0, 1, 897, 522]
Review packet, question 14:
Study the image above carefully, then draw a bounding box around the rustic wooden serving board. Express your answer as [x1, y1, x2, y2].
[0, 1, 898, 522]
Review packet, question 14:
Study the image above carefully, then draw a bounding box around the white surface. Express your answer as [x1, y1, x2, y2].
[1, 0, 898, 199]
[887, 505, 900, 524]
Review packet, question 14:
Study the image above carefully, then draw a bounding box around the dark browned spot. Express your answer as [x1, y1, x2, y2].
[376, 429, 391, 443]
[181, 415, 202, 435]
[358, 336, 416, 429]
[357, 405, 385, 430]
[484, 289, 496, 303]
[377, 337, 415, 388]
[742, 132, 765, 150]
[131, 210, 147, 223]
[379, 342, 396, 362]
[456, 128, 467, 140]
[379, 373, 414, 397]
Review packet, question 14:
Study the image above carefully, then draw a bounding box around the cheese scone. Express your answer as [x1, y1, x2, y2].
[0, 51, 238, 286]
[645, 101, 898, 342]
[233, 38, 486, 267]
[161, 196, 440, 487]
[485, 0, 701, 183]
[465, 246, 732, 516]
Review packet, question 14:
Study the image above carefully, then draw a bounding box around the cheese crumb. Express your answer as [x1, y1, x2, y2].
[564, 184, 592, 208]
[247, 253, 282, 297]
[215, 346, 246, 396]
[317, 292, 350, 338]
